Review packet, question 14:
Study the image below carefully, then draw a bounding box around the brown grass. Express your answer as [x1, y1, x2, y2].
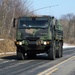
[0, 39, 16, 53]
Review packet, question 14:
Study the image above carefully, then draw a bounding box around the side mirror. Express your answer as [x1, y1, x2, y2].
[13, 18, 15, 27]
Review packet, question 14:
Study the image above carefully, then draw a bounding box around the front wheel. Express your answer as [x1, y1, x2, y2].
[17, 50, 25, 60]
[48, 41, 56, 60]
[56, 42, 63, 58]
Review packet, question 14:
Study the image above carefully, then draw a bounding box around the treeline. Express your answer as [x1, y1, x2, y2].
[60, 13, 75, 44]
[0, 0, 34, 39]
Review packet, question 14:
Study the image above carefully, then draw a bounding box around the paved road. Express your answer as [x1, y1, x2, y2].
[0, 48, 75, 75]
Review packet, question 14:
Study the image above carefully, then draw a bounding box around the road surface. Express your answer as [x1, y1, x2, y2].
[0, 48, 75, 75]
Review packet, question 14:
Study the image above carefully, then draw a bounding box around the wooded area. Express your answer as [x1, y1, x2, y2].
[60, 14, 75, 44]
[0, 0, 34, 39]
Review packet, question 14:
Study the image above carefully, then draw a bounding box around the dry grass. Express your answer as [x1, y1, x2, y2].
[64, 38, 75, 45]
[0, 39, 16, 53]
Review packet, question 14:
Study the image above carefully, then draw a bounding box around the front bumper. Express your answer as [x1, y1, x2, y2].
[15, 40, 50, 51]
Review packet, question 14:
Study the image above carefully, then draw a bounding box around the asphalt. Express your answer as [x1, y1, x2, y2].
[0, 48, 75, 75]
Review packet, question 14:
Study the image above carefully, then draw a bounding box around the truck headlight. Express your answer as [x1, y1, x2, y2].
[44, 42, 47, 45]
[44, 41, 50, 45]
[15, 42, 22, 45]
[19, 42, 22, 45]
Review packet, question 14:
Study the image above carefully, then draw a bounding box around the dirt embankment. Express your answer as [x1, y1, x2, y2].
[0, 39, 16, 53]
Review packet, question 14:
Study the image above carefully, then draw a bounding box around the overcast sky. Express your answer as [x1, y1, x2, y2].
[32, 0, 75, 18]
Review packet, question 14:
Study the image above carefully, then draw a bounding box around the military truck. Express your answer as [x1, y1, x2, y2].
[13, 15, 63, 60]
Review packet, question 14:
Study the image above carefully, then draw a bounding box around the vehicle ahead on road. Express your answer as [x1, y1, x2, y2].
[13, 15, 63, 60]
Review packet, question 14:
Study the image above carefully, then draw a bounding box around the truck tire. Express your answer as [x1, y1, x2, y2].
[48, 41, 56, 60]
[17, 50, 25, 60]
[56, 42, 62, 58]
[61, 43, 63, 57]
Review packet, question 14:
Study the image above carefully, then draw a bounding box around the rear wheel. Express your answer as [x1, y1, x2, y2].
[48, 41, 56, 60]
[56, 42, 63, 58]
[17, 50, 25, 60]
[61, 42, 63, 57]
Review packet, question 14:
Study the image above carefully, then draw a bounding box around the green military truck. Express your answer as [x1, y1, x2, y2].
[13, 15, 63, 60]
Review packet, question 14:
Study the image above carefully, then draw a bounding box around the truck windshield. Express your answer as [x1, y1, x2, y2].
[18, 17, 48, 29]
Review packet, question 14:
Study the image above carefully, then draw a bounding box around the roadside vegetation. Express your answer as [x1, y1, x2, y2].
[0, 0, 34, 53]
[60, 13, 75, 44]
[0, 39, 16, 53]
[0, 0, 34, 39]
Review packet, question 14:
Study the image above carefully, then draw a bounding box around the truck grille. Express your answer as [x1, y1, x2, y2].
[26, 37, 39, 41]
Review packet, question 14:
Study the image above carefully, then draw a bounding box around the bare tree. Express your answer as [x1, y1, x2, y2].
[0, 0, 34, 39]
[60, 13, 75, 44]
